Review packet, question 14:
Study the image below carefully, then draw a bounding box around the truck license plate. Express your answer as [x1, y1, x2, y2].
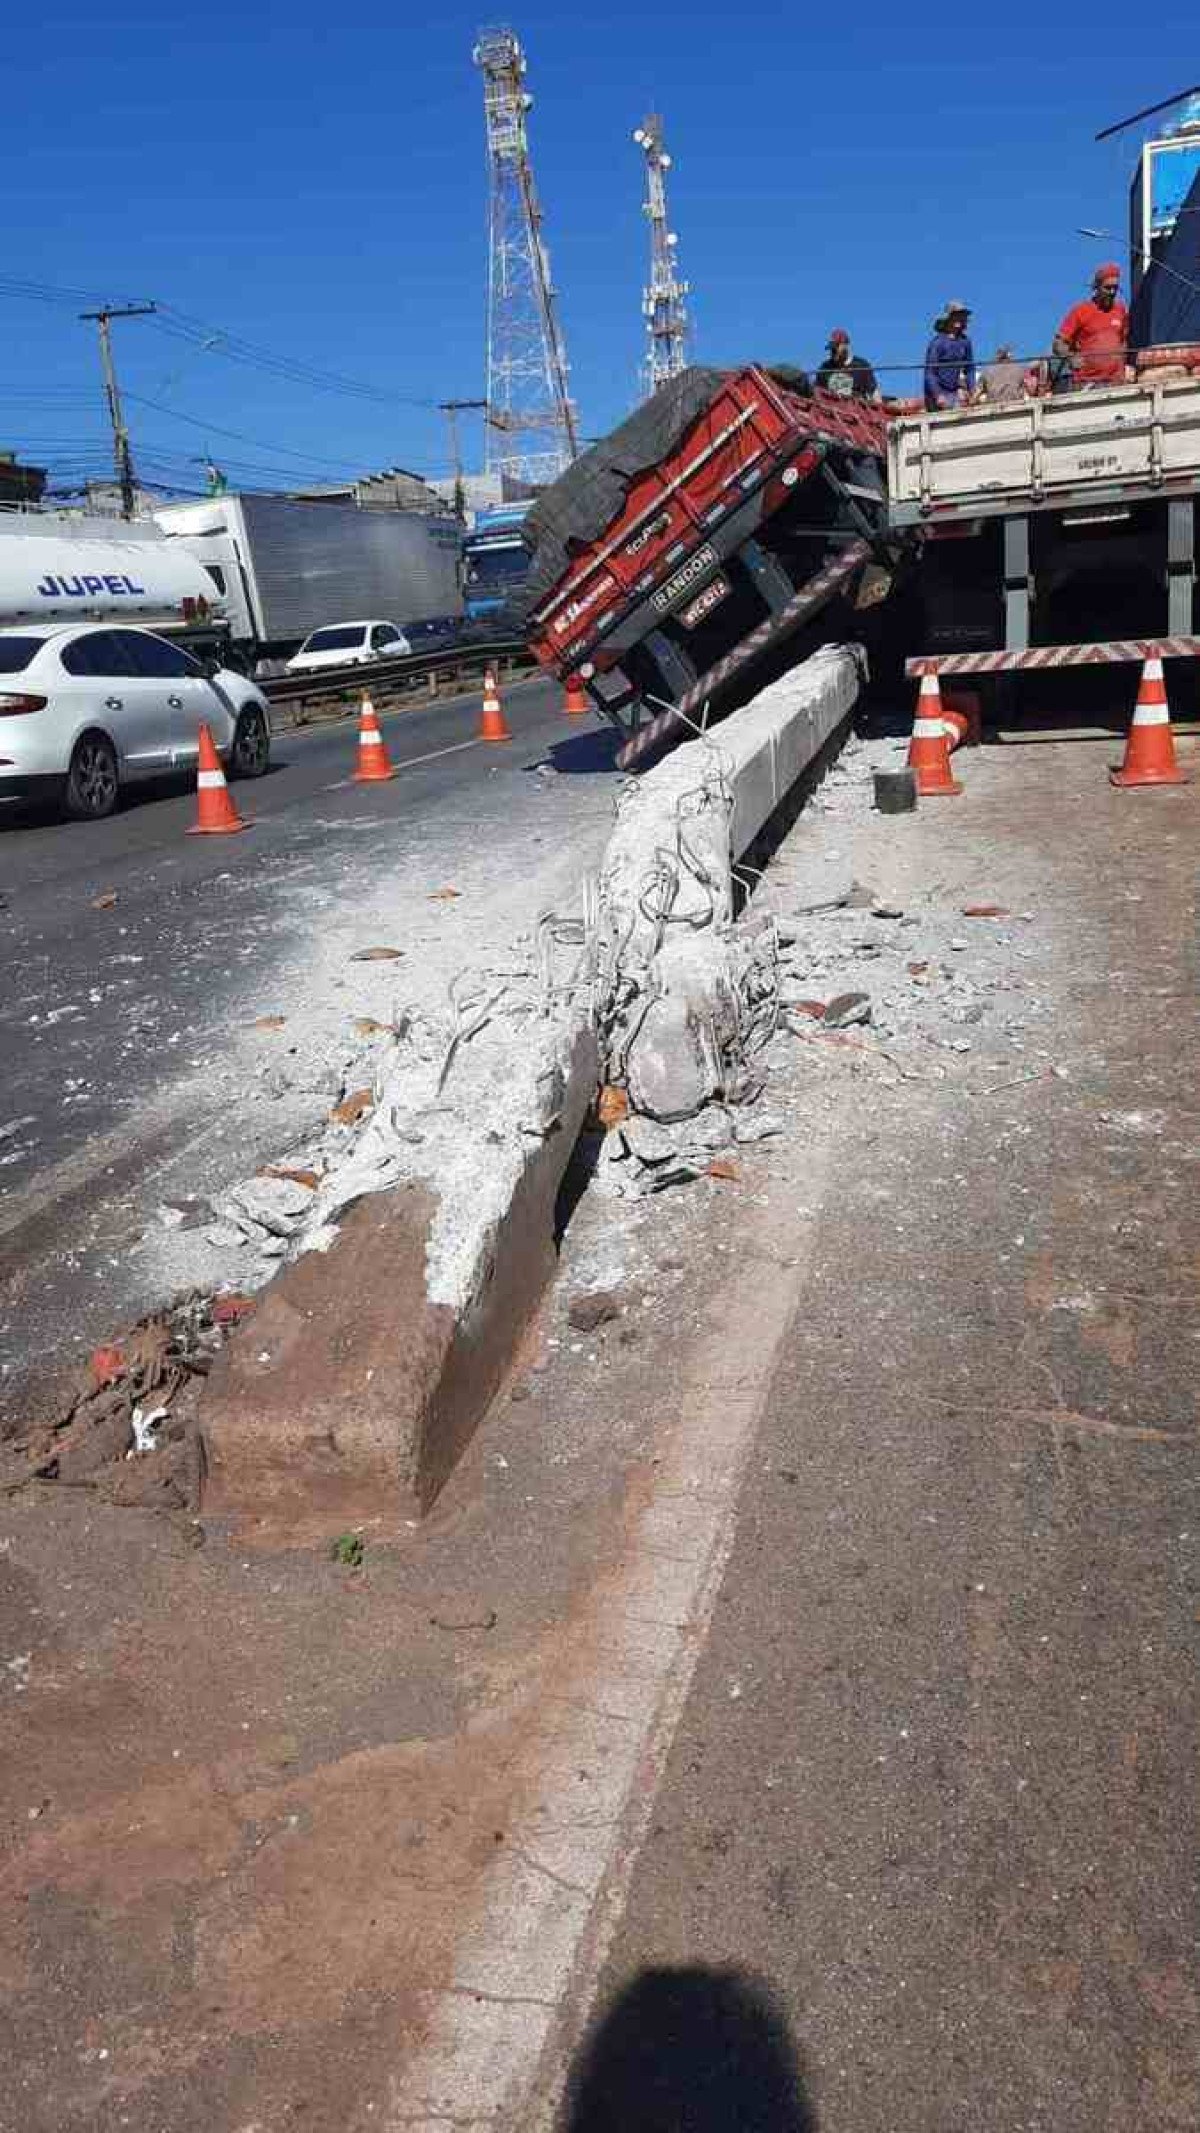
[677, 574, 731, 629]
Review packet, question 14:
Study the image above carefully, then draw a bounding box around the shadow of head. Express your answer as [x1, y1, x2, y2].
[561, 1964, 818, 2132]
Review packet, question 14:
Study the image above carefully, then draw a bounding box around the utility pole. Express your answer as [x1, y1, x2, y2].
[438, 398, 487, 518]
[633, 115, 690, 398]
[474, 27, 578, 484]
[79, 302, 156, 518]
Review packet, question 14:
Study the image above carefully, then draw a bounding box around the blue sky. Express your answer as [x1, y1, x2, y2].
[3, 4, 1198, 493]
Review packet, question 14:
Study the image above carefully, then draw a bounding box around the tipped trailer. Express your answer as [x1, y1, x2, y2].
[523, 366, 903, 765]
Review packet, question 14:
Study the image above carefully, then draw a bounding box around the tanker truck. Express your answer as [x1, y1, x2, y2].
[0, 512, 228, 653]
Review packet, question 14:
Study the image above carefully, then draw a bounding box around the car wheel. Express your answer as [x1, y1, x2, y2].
[65, 732, 119, 820]
[229, 704, 270, 779]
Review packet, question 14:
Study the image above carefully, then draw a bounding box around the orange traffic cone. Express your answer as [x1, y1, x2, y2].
[187, 722, 250, 835]
[940, 686, 982, 750]
[906, 671, 962, 796]
[563, 675, 588, 718]
[479, 667, 511, 743]
[352, 696, 396, 782]
[1110, 657, 1187, 788]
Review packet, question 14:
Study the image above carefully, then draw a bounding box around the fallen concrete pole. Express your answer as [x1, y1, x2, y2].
[197, 644, 861, 1526]
[600, 644, 863, 1118]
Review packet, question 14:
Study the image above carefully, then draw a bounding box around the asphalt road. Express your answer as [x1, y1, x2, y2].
[0, 674, 621, 1420]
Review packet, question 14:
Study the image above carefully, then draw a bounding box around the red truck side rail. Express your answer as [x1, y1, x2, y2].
[526, 367, 891, 685]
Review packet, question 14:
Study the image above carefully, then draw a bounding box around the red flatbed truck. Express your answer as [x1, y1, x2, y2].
[524, 365, 901, 765]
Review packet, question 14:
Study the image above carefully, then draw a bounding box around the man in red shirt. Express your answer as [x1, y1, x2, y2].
[1053, 264, 1131, 389]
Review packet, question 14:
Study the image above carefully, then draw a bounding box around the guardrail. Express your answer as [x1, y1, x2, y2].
[259, 639, 536, 729]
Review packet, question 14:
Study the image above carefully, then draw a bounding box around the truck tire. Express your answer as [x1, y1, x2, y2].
[64, 731, 120, 820]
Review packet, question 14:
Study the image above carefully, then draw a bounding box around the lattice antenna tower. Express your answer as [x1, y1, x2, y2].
[474, 26, 578, 483]
[633, 113, 690, 396]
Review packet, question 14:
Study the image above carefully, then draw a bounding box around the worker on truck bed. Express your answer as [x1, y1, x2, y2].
[1053, 263, 1131, 389]
[815, 328, 880, 401]
[980, 345, 1027, 404]
[924, 302, 977, 410]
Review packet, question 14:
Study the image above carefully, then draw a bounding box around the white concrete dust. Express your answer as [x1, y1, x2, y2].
[136, 769, 619, 1307]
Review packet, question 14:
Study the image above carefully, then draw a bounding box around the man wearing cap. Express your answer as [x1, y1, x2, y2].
[1053, 265, 1130, 389]
[815, 329, 880, 402]
[924, 302, 977, 410]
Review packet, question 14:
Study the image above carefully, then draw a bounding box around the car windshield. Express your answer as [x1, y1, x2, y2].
[0, 635, 47, 674]
[301, 625, 366, 653]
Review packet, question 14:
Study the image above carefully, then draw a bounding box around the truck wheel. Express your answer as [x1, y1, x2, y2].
[64, 732, 119, 820]
[229, 705, 270, 779]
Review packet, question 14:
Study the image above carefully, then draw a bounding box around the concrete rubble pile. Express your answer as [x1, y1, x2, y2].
[157, 644, 870, 1281]
[151, 644, 1044, 1295]
[137, 639, 1052, 1515]
[590, 645, 867, 1193]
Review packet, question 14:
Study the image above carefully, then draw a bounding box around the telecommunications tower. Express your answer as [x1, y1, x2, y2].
[633, 114, 689, 396]
[474, 26, 578, 483]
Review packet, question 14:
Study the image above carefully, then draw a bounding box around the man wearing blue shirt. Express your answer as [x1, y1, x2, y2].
[924, 301, 976, 410]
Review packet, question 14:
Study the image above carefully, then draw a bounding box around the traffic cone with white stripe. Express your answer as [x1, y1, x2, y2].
[479, 667, 511, 743]
[352, 696, 396, 783]
[1110, 657, 1187, 788]
[906, 671, 962, 796]
[187, 722, 250, 835]
[563, 675, 588, 718]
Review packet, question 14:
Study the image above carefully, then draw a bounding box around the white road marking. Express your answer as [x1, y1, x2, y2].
[323, 736, 483, 793]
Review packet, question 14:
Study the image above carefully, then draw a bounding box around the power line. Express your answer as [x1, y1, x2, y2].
[149, 305, 442, 410]
[124, 392, 370, 471]
[0, 275, 447, 413]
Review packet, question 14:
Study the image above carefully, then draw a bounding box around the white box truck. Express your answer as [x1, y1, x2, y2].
[154, 494, 463, 671]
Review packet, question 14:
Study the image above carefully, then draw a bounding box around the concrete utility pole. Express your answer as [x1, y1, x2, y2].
[474, 27, 578, 484]
[633, 114, 690, 398]
[79, 302, 156, 518]
[439, 398, 487, 518]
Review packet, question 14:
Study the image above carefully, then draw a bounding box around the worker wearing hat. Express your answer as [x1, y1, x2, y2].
[815, 327, 880, 402]
[1053, 264, 1131, 389]
[924, 301, 977, 410]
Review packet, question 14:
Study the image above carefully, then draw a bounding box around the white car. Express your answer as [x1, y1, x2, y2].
[285, 619, 412, 674]
[0, 622, 272, 821]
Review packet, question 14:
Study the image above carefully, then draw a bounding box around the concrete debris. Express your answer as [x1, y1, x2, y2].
[620, 1114, 696, 1165]
[0, 1292, 244, 1507]
[156, 1199, 206, 1231]
[220, 1173, 316, 1239]
[824, 991, 872, 1030]
[733, 1111, 784, 1143]
[129, 1404, 170, 1455]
